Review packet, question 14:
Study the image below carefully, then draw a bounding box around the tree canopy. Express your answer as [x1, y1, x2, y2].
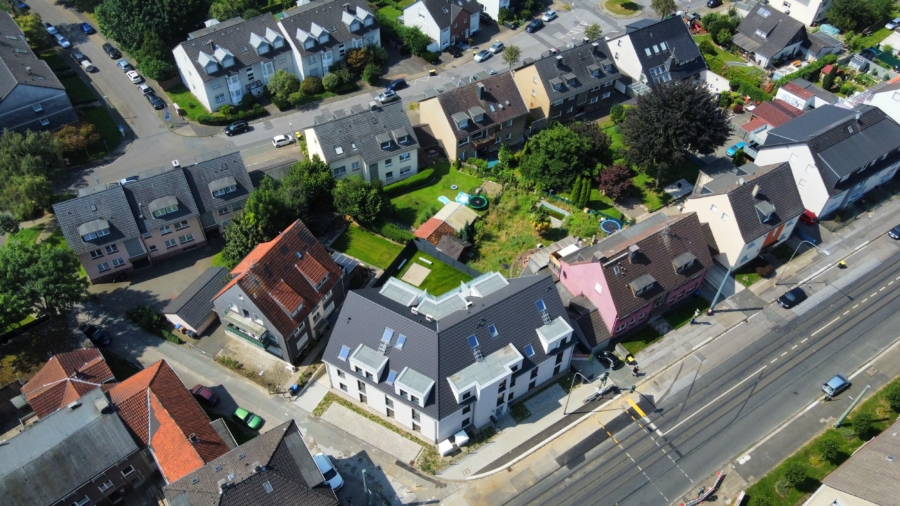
[279, 156, 336, 219]
[519, 123, 594, 190]
[650, 0, 677, 18]
[95, 0, 208, 50]
[0, 240, 88, 320]
[620, 81, 729, 184]
[827, 0, 891, 33]
[333, 176, 386, 225]
[0, 129, 64, 220]
[502, 45, 521, 69]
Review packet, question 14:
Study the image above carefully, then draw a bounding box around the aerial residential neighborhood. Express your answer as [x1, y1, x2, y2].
[6, 0, 900, 504]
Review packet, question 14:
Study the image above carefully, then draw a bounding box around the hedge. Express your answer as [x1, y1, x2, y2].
[195, 103, 268, 125]
[734, 78, 772, 102]
[383, 168, 435, 198]
[375, 221, 414, 243]
[774, 54, 838, 89]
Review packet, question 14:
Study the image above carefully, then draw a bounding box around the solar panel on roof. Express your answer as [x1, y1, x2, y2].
[381, 327, 394, 343]
[396, 334, 407, 349]
[467, 335, 479, 349]
[338, 345, 350, 361]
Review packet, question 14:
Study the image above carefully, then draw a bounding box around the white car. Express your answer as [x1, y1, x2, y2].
[137, 83, 152, 95]
[126, 70, 143, 84]
[377, 89, 398, 103]
[888, 18, 900, 30]
[272, 134, 294, 147]
[489, 41, 504, 54]
[542, 9, 557, 22]
[474, 49, 491, 62]
[80, 60, 95, 72]
[313, 453, 343, 490]
[54, 34, 71, 48]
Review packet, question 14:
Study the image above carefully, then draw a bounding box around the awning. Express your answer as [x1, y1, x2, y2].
[208, 176, 237, 194]
[148, 196, 177, 213]
[77, 219, 109, 236]
[438, 439, 455, 456]
[454, 430, 470, 447]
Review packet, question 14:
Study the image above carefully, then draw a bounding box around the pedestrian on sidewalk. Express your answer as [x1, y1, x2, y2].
[631, 366, 640, 377]
[690, 308, 700, 324]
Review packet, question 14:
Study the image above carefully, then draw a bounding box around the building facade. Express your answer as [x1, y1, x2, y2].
[764, 0, 831, 27]
[403, 0, 481, 52]
[182, 151, 254, 237]
[733, 4, 807, 68]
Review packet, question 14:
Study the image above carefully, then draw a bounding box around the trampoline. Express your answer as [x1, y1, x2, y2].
[468, 195, 488, 209]
[600, 219, 622, 234]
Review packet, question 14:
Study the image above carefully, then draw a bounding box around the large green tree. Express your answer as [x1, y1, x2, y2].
[650, 0, 677, 18]
[267, 70, 301, 103]
[620, 81, 729, 185]
[279, 155, 336, 219]
[567, 120, 612, 168]
[519, 122, 593, 190]
[15, 13, 49, 49]
[0, 241, 88, 318]
[333, 176, 386, 225]
[0, 129, 64, 220]
[220, 212, 269, 269]
[95, 0, 208, 50]
[827, 0, 876, 33]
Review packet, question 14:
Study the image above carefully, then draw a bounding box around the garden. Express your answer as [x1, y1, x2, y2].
[165, 85, 268, 125]
[387, 160, 486, 228]
[331, 224, 405, 270]
[395, 251, 473, 295]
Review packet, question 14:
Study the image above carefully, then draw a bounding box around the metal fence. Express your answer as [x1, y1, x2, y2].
[372, 238, 483, 288]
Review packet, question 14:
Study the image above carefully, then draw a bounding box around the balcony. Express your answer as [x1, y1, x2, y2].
[221, 311, 269, 349]
[225, 325, 265, 348]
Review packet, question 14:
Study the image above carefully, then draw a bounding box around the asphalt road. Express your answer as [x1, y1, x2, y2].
[510, 241, 900, 505]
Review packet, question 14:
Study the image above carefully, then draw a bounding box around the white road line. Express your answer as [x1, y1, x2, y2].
[801, 338, 808, 343]
[812, 317, 840, 336]
[871, 292, 878, 297]
[770, 358, 778, 364]
[656, 429, 663, 437]
[791, 345, 798, 350]
[781, 352, 787, 357]
[692, 336, 713, 351]
[853, 304, 860, 309]
[890, 281, 895, 286]
[862, 298, 869, 303]
[844, 311, 850, 315]
[881, 287, 886, 292]
[803, 400, 818, 413]
[663, 366, 766, 436]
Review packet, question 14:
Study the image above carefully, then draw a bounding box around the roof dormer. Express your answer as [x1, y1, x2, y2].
[549, 77, 564, 91]
[672, 252, 696, 274]
[265, 27, 284, 49]
[213, 47, 235, 68]
[391, 127, 409, 144]
[342, 5, 362, 32]
[148, 197, 179, 218]
[468, 106, 485, 123]
[629, 274, 656, 296]
[296, 28, 314, 50]
[587, 64, 602, 78]
[311, 22, 329, 44]
[451, 111, 469, 129]
[563, 72, 578, 86]
[249, 32, 270, 56]
[376, 133, 392, 150]
[198, 51, 219, 75]
[78, 219, 110, 242]
[357, 6, 374, 26]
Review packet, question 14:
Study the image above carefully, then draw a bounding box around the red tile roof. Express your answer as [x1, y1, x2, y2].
[22, 348, 116, 418]
[214, 220, 343, 338]
[750, 99, 803, 127]
[781, 82, 815, 100]
[415, 217, 445, 240]
[109, 360, 229, 483]
[741, 117, 769, 134]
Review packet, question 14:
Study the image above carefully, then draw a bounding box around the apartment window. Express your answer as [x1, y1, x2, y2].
[400, 167, 411, 175]
[556, 353, 564, 365]
[339, 383, 348, 392]
[506, 133, 511, 140]
[40, 118, 50, 126]
[400, 152, 411, 161]
[97, 262, 110, 272]
[312, 312, 321, 322]
[498, 380, 507, 393]
[511, 375, 517, 386]
[508, 392, 515, 401]
[412, 409, 420, 422]
[245, 66, 255, 81]
[463, 405, 471, 414]
[98, 479, 114, 493]
[90, 249, 103, 259]
[566, 106, 573, 113]
[385, 171, 393, 180]
[148, 245, 158, 252]
[165, 239, 178, 248]
[602, 92, 611, 99]
[589, 96, 599, 104]
[386, 407, 394, 418]
[358, 380, 366, 393]
[112, 257, 126, 267]
[462, 391, 471, 400]
[411, 395, 420, 404]
[175, 220, 189, 230]
[121, 466, 135, 477]
[215, 93, 226, 103]
[160, 225, 172, 235]
[142, 231, 152, 239]
[308, 54, 317, 64]
[337, 370, 345, 378]
[412, 422, 421, 432]
[278, 55, 287, 64]
[462, 417, 470, 427]
[529, 380, 536, 390]
[365, 371, 373, 380]
[506, 119, 513, 127]
[219, 206, 230, 215]
[73, 497, 90, 506]
[385, 397, 394, 409]
[530, 367, 539, 379]
[384, 158, 393, 167]
[458, 137, 469, 146]
[351, 161, 360, 171]
[333, 166, 346, 177]
[616, 323, 627, 331]
[798, 178, 807, 188]
[497, 394, 505, 407]
[152, 204, 178, 218]
[212, 79, 222, 89]
[178, 234, 194, 244]
[554, 364, 561, 375]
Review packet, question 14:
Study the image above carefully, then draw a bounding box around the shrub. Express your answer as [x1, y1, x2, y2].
[885, 382, 900, 412]
[322, 72, 340, 92]
[699, 39, 717, 55]
[774, 54, 838, 88]
[816, 437, 841, 463]
[375, 221, 414, 243]
[852, 410, 875, 439]
[362, 62, 381, 85]
[301, 76, 324, 95]
[733, 102, 743, 113]
[140, 58, 177, 81]
[422, 51, 441, 64]
[754, 263, 774, 278]
[160, 329, 184, 344]
[749, 497, 773, 506]
[782, 462, 806, 488]
[126, 305, 163, 331]
[383, 168, 435, 197]
[610, 104, 626, 124]
[219, 104, 234, 116]
[719, 93, 732, 108]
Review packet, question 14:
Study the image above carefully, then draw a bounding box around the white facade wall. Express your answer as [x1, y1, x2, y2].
[756, 145, 830, 216]
[766, 0, 829, 27]
[478, 0, 509, 20]
[869, 90, 900, 126]
[607, 34, 642, 83]
[405, 2, 448, 49]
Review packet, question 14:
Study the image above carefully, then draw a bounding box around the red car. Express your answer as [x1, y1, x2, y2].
[190, 385, 219, 406]
[799, 210, 818, 226]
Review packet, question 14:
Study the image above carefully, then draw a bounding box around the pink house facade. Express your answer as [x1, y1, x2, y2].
[558, 213, 713, 339]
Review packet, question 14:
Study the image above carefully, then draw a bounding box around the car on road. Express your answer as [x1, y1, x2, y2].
[78, 323, 110, 346]
[103, 43, 122, 59]
[233, 407, 263, 430]
[116, 59, 133, 71]
[489, 41, 504, 54]
[313, 453, 344, 490]
[80, 22, 95, 34]
[445, 45, 463, 57]
[54, 34, 71, 48]
[223, 120, 249, 136]
[726, 141, 746, 157]
[147, 93, 166, 110]
[707, 0, 723, 6]
[387, 78, 406, 91]
[474, 49, 491, 62]
[272, 134, 294, 147]
[126, 70, 143, 83]
[189, 385, 219, 406]
[377, 89, 398, 103]
[777, 287, 808, 309]
[526, 19, 544, 33]
[822, 374, 851, 397]
[887, 17, 900, 30]
[137, 83, 152, 95]
[16, 2, 28, 10]
[542, 9, 557, 22]
[44, 22, 57, 35]
[889, 224, 900, 239]
[80, 60, 95, 72]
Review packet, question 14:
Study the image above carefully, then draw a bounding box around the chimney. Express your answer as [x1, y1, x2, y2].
[628, 244, 639, 263]
[476, 82, 485, 99]
[855, 112, 861, 123]
[555, 55, 563, 68]
[368, 100, 378, 111]
[582, 37, 590, 45]
[592, 42, 600, 54]
[752, 184, 760, 198]
[343, 2, 352, 12]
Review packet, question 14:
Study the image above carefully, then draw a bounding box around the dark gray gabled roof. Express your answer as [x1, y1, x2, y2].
[622, 16, 706, 86]
[417, 0, 481, 29]
[182, 152, 253, 215]
[323, 274, 575, 420]
[311, 101, 419, 164]
[432, 72, 528, 141]
[788, 77, 838, 104]
[734, 3, 806, 58]
[176, 15, 291, 83]
[763, 105, 900, 195]
[163, 420, 338, 506]
[279, 1, 378, 58]
[531, 39, 621, 103]
[163, 267, 230, 329]
[804, 30, 841, 55]
[0, 12, 66, 100]
[53, 184, 142, 256]
[123, 166, 201, 234]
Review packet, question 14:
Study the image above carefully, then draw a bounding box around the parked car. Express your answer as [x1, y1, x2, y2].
[189, 385, 219, 406]
[272, 134, 294, 147]
[707, 0, 723, 6]
[480, 12, 492, 23]
[73, 51, 88, 63]
[126, 70, 143, 84]
[777, 287, 808, 308]
[445, 45, 463, 57]
[80, 60, 95, 72]
[474, 49, 492, 62]
[887, 17, 900, 30]
[103, 43, 122, 59]
[799, 209, 818, 226]
[233, 407, 263, 429]
[377, 89, 398, 103]
[116, 59, 133, 71]
[224, 120, 249, 136]
[542, 9, 557, 21]
[598, 350, 621, 370]
[489, 41, 504, 54]
[526, 19, 544, 33]
[54, 34, 71, 48]
[147, 93, 166, 110]
[80, 22, 95, 34]
[44, 22, 57, 35]
[726, 141, 746, 157]
[78, 323, 110, 346]
[889, 224, 900, 239]
[822, 374, 851, 397]
[15, 2, 28, 10]
[387, 78, 407, 91]
[313, 453, 344, 490]
[137, 83, 152, 95]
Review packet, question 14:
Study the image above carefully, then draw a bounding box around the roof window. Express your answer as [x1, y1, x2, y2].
[524, 344, 535, 357]
[338, 345, 351, 361]
[467, 335, 479, 348]
[335, 146, 344, 154]
[488, 324, 498, 337]
[395, 334, 407, 349]
[536, 299, 546, 312]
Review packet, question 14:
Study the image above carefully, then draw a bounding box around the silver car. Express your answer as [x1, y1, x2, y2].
[377, 89, 398, 103]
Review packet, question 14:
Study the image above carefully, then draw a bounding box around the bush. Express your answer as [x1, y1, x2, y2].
[375, 221, 414, 243]
[774, 54, 838, 88]
[126, 305, 163, 332]
[610, 104, 626, 124]
[733, 102, 743, 113]
[699, 39, 717, 55]
[852, 410, 875, 439]
[362, 62, 381, 85]
[885, 382, 900, 412]
[301, 76, 324, 95]
[383, 168, 435, 198]
[719, 93, 732, 108]
[816, 437, 841, 463]
[140, 58, 178, 81]
[782, 462, 806, 488]
[749, 497, 773, 506]
[195, 103, 267, 125]
[422, 51, 441, 64]
[754, 263, 774, 278]
[219, 104, 234, 116]
[322, 72, 340, 92]
[160, 329, 184, 344]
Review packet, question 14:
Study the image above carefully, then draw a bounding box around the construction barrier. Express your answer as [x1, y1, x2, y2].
[681, 471, 725, 506]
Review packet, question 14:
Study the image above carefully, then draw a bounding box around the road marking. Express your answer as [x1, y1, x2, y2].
[853, 304, 859, 309]
[812, 317, 840, 336]
[663, 366, 766, 436]
[770, 358, 778, 364]
[791, 345, 798, 350]
[890, 281, 895, 286]
[781, 352, 787, 357]
[881, 287, 887, 292]
[804, 400, 818, 413]
[692, 336, 713, 351]
[862, 298, 869, 303]
[656, 429, 664, 437]
[627, 398, 647, 418]
[844, 311, 850, 315]
[871, 292, 878, 297]
[801, 338, 808, 343]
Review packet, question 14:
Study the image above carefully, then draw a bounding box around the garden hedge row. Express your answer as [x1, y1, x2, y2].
[383, 168, 435, 198]
[194, 103, 268, 125]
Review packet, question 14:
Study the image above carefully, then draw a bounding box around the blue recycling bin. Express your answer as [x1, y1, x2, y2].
[289, 384, 300, 396]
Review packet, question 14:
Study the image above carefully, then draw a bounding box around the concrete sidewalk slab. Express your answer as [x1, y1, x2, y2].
[292, 373, 330, 413]
[320, 402, 422, 464]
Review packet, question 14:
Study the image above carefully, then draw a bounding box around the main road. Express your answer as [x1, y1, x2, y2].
[510, 238, 900, 505]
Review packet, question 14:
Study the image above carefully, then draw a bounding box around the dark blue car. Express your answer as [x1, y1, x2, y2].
[387, 78, 407, 91]
[81, 22, 95, 34]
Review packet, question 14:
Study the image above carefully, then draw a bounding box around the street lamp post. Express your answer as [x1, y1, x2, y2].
[774, 240, 831, 286]
[563, 371, 592, 415]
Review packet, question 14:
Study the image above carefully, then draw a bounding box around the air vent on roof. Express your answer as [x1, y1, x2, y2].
[189, 433, 199, 443]
[296, 251, 303, 259]
[192, 478, 200, 484]
[411, 306, 418, 315]
[238, 453, 245, 460]
[215, 465, 222, 472]
[90, 204, 97, 211]
[425, 314, 433, 322]
[67, 400, 82, 410]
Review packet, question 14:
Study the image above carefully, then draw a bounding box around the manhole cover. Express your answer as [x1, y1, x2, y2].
[867, 367, 879, 376]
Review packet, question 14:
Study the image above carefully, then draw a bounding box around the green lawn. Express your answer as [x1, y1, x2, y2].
[618, 326, 663, 356]
[735, 271, 761, 288]
[604, 0, 642, 15]
[378, 5, 403, 20]
[82, 106, 123, 156]
[5, 224, 44, 246]
[860, 27, 893, 49]
[388, 161, 485, 228]
[332, 224, 404, 269]
[60, 76, 97, 105]
[663, 297, 710, 330]
[210, 251, 230, 268]
[165, 84, 209, 121]
[693, 34, 743, 63]
[396, 252, 473, 295]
